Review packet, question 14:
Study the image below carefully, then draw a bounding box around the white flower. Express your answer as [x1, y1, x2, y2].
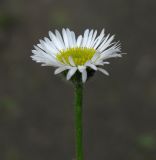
[31, 28, 124, 83]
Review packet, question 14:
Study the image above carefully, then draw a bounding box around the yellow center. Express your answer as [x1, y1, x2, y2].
[56, 47, 96, 66]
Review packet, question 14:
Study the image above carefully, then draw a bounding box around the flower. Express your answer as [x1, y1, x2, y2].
[31, 28, 123, 83]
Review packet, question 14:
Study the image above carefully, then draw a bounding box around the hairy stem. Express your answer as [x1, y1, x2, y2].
[74, 82, 84, 160]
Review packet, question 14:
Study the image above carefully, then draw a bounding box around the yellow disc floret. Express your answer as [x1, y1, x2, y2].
[56, 47, 96, 66]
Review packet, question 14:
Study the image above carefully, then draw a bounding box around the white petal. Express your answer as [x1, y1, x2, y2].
[100, 48, 121, 60]
[31, 54, 60, 67]
[93, 29, 105, 49]
[98, 35, 115, 52]
[87, 63, 97, 70]
[78, 66, 87, 83]
[66, 28, 74, 48]
[55, 30, 65, 48]
[78, 66, 86, 73]
[103, 62, 110, 64]
[54, 66, 71, 74]
[66, 67, 77, 80]
[62, 28, 69, 48]
[71, 31, 76, 47]
[62, 58, 68, 64]
[48, 31, 64, 50]
[39, 39, 58, 56]
[68, 56, 76, 66]
[43, 37, 58, 55]
[77, 35, 82, 47]
[32, 46, 61, 67]
[85, 61, 97, 70]
[91, 52, 100, 62]
[97, 68, 109, 76]
[82, 69, 87, 83]
[90, 30, 97, 47]
[82, 29, 89, 47]
[86, 29, 93, 47]
[95, 61, 110, 66]
[37, 43, 44, 50]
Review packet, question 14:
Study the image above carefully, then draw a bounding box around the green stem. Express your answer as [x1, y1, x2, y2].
[74, 82, 84, 160]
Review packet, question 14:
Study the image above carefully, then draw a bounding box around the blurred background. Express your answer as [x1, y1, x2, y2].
[0, 0, 156, 159]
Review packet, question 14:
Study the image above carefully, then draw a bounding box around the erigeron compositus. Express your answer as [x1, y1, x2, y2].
[31, 28, 123, 82]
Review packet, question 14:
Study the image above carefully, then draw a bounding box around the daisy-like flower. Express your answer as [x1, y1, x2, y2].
[31, 28, 123, 83]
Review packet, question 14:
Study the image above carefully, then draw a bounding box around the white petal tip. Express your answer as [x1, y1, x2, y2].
[66, 67, 77, 80]
[104, 62, 110, 64]
[98, 68, 109, 76]
[54, 71, 57, 75]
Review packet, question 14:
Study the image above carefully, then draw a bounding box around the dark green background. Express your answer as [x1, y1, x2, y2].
[0, 0, 156, 159]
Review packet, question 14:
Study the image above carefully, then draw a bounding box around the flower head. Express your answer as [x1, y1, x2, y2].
[31, 28, 123, 83]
